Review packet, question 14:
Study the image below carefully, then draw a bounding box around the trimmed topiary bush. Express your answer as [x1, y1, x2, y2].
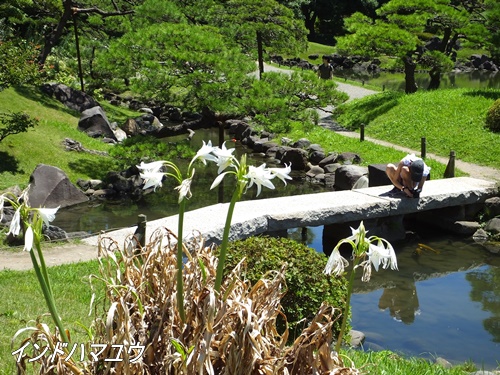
[223, 235, 349, 341]
[485, 99, 500, 132]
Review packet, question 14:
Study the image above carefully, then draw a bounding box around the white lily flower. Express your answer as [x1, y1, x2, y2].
[37, 206, 60, 227]
[212, 142, 236, 174]
[175, 177, 193, 203]
[269, 163, 292, 186]
[0, 195, 4, 222]
[360, 260, 372, 282]
[210, 171, 231, 190]
[244, 164, 275, 197]
[377, 239, 398, 271]
[8, 207, 21, 236]
[365, 239, 398, 272]
[366, 242, 386, 272]
[140, 171, 166, 191]
[346, 221, 368, 247]
[137, 160, 166, 173]
[324, 249, 349, 276]
[24, 226, 34, 252]
[191, 140, 217, 166]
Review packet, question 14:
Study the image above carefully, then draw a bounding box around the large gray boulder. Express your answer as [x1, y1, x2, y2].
[78, 106, 117, 140]
[334, 165, 368, 190]
[27, 164, 89, 208]
[280, 148, 309, 170]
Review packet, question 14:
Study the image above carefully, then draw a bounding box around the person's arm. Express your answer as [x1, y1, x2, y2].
[418, 176, 426, 191]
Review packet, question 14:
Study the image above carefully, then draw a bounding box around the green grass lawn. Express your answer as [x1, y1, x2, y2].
[334, 89, 500, 168]
[0, 261, 103, 374]
[0, 261, 479, 375]
[0, 86, 138, 190]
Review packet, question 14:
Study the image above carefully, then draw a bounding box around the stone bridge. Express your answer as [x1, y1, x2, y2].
[82, 177, 498, 248]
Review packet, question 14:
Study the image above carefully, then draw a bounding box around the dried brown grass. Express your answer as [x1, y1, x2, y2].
[15, 228, 359, 375]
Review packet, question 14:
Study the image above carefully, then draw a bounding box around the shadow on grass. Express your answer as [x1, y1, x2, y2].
[463, 89, 500, 100]
[13, 86, 80, 117]
[334, 91, 403, 130]
[68, 158, 116, 181]
[0, 151, 22, 174]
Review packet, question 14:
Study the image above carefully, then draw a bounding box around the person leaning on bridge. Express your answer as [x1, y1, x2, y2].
[317, 55, 333, 80]
[386, 154, 431, 198]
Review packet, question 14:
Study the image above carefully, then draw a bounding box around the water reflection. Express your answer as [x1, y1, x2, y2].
[378, 282, 419, 324]
[467, 267, 500, 343]
[295, 224, 500, 369]
[336, 69, 500, 91]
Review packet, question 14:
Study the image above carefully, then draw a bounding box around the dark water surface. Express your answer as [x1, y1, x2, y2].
[292, 225, 500, 369]
[336, 69, 500, 91]
[53, 128, 329, 234]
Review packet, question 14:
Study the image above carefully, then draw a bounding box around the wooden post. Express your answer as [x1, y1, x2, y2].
[257, 31, 264, 80]
[360, 123, 365, 142]
[444, 150, 456, 178]
[421, 137, 426, 159]
[136, 214, 147, 249]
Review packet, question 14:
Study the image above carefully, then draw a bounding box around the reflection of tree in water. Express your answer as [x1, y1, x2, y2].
[288, 227, 316, 246]
[378, 282, 420, 324]
[466, 266, 500, 343]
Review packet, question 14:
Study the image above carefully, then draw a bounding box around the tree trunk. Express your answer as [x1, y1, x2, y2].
[439, 28, 451, 53]
[38, 0, 73, 67]
[257, 30, 264, 79]
[301, 5, 317, 41]
[427, 67, 441, 90]
[402, 55, 418, 94]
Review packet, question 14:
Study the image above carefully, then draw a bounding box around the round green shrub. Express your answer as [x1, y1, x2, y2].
[485, 99, 500, 132]
[222, 236, 349, 341]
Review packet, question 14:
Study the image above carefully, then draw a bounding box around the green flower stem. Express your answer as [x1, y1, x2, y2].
[34, 232, 53, 295]
[335, 258, 358, 353]
[176, 198, 187, 323]
[30, 243, 70, 343]
[214, 184, 243, 292]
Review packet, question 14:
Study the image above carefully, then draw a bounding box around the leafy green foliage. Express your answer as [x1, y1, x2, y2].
[241, 71, 348, 133]
[0, 40, 41, 90]
[96, 23, 255, 109]
[485, 99, 500, 133]
[222, 236, 349, 339]
[336, 0, 492, 93]
[208, 0, 308, 59]
[0, 111, 39, 142]
[336, 13, 418, 59]
[108, 136, 196, 172]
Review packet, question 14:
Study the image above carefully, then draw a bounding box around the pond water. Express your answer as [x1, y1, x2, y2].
[53, 128, 330, 234]
[336, 69, 500, 91]
[291, 223, 500, 370]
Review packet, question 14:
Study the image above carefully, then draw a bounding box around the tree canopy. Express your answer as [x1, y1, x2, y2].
[335, 0, 493, 93]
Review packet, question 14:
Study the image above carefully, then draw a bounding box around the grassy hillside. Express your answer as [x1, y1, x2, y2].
[0, 86, 137, 191]
[335, 89, 500, 168]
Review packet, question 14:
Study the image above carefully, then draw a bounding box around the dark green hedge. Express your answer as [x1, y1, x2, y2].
[222, 235, 349, 342]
